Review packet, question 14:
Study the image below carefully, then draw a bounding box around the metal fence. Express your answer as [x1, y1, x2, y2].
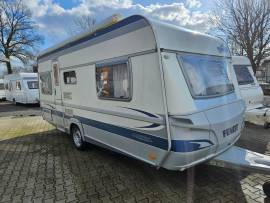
[257, 76, 270, 84]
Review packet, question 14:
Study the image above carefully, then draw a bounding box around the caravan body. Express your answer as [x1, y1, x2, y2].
[4, 73, 39, 104]
[38, 15, 245, 170]
[0, 79, 5, 100]
[231, 56, 264, 110]
[231, 56, 270, 127]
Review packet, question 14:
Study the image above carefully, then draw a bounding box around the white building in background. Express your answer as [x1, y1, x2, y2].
[0, 79, 5, 100]
[261, 57, 270, 83]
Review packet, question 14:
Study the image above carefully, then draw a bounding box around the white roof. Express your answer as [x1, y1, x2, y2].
[149, 18, 230, 57]
[232, 56, 251, 66]
[39, 15, 231, 61]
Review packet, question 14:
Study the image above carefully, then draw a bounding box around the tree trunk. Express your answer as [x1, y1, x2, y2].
[5, 60, 12, 74]
[250, 59, 257, 74]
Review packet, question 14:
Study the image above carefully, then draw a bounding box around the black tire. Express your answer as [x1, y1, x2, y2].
[264, 122, 270, 129]
[263, 182, 270, 197]
[71, 125, 86, 150]
[12, 99, 17, 105]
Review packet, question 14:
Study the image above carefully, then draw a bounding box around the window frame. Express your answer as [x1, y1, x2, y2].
[16, 81, 21, 90]
[177, 52, 234, 99]
[40, 71, 53, 95]
[0, 83, 4, 90]
[27, 81, 39, 89]
[53, 62, 60, 86]
[233, 65, 255, 86]
[63, 70, 77, 85]
[95, 59, 132, 102]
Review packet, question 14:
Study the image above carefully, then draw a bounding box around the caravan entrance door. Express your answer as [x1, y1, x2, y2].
[52, 61, 64, 129]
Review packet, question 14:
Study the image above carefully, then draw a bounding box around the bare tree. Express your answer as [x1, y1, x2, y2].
[212, 0, 270, 72]
[0, 0, 43, 74]
[69, 15, 96, 35]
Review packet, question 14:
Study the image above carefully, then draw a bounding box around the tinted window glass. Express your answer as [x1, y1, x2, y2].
[64, 71, 77, 84]
[178, 54, 234, 98]
[27, 81, 39, 89]
[40, 72, 52, 95]
[0, 83, 4, 90]
[233, 65, 254, 85]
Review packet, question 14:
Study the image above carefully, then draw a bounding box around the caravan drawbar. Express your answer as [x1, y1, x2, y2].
[38, 15, 270, 175]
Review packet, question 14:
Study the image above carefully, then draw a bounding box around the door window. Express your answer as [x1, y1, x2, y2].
[53, 63, 59, 86]
[16, 81, 21, 90]
[40, 72, 52, 95]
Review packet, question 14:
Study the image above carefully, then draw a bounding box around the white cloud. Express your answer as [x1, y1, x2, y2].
[185, 0, 202, 9]
[82, 0, 133, 9]
[22, 0, 213, 49]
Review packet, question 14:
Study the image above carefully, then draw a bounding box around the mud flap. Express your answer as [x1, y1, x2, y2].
[209, 146, 270, 174]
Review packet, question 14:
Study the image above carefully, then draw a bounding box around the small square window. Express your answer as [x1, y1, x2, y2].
[64, 71, 77, 84]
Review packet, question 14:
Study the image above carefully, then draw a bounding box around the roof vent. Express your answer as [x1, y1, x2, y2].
[91, 14, 123, 33]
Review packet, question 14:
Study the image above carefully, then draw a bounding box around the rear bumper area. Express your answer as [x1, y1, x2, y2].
[162, 132, 241, 171]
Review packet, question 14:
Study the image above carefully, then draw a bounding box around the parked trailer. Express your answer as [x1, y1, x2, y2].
[4, 73, 39, 104]
[0, 79, 5, 100]
[230, 56, 270, 128]
[38, 15, 270, 194]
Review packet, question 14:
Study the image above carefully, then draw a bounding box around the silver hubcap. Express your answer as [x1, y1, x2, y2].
[73, 128, 82, 147]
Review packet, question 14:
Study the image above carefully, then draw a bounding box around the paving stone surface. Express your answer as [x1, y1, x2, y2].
[1, 102, 270, 202]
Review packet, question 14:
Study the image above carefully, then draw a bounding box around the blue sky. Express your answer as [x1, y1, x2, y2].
[24, 0, 216, 50]
[0, 0, 217, 74]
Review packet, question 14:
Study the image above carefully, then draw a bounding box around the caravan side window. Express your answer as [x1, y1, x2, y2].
[40, 72, 52, 95]
[96, 60, 131, 101]
[63, 71, 77, 84]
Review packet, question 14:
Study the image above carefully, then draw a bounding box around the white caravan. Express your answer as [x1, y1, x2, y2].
[0, 79, 5, 100]
[230, 56, 270, 128]
[4, 73, 39, 104]
[38, 15, 270, 185]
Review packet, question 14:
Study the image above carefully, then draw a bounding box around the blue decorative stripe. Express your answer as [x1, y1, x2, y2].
[171, 139, 213, 152]
[38, 15, 147, 60]
[138, 123, 161, 129]
[76, 115, 169, 150]
[42, 108, 214, 152]
[122, 107, 159, 118]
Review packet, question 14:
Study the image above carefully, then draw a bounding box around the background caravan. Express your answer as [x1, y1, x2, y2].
[4, 73, 39, 105]
[38, 15, 270, 175]
[0, 79, 6, 100]
[230, 56, 270, 128]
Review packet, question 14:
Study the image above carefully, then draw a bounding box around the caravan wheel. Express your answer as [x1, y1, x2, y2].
[264, 122, 270, 129]
[12, 98, 17, 105]
[263, 182, 270, 197]
[71, 125, 86, 150]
